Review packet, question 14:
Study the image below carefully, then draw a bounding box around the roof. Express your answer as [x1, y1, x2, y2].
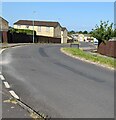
[62, 27, 67, 31]
[0, 16, 8, 23]
[14, 20, 60, 28]
[84, 34, 91, 37]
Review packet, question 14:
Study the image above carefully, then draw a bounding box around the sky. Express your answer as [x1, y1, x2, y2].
[1, 2, 114, 32]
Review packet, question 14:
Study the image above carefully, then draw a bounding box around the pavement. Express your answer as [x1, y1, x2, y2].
[1, 44, 114, 118]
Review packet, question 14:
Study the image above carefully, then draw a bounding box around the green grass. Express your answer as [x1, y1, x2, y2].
[62, 47, 116, 68]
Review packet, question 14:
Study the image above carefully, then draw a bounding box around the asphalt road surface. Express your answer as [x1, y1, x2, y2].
[2, 86, 31, 119]
[2, 44, 114, 118]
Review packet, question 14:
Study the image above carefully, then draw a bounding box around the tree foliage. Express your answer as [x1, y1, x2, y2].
[78, 31, 83, 34]
[114, 29, 116, 37]
[91, 21, 114, 46]
[83, 31, 88, 34]
[68, 30, 76, 35]
[9, 28, 36, 35]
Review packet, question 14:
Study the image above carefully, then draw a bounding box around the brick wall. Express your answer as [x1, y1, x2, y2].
[97, 40, 116, 58]
[1, 31, 8, 43]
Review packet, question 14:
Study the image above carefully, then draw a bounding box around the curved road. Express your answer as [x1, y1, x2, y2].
[2, 44, 114, 118]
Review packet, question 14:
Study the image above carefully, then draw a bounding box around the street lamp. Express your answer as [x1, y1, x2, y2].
[32, 20, 34, 43]
[33, 11, 36, 43]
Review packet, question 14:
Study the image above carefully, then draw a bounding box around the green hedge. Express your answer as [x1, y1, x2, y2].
[9, 28, 36, 35]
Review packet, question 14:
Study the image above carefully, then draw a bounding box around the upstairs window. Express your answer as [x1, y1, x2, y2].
[26, 25, 29, 28]
[18, 25, 21, 28]
[38, 26, 41, 32]
[46, 27, 50, 32]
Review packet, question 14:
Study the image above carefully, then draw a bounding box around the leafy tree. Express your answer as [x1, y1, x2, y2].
[83, 31, 88, 34]
[68, 30, 76, 35]
[113, 29, 116, 37]
[78, 31, 83, 34]
[89, 31, 93, 34]
[91, 21, 114, 46]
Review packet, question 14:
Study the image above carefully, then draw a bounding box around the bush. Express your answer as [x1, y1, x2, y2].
[9, 28, 36, 35]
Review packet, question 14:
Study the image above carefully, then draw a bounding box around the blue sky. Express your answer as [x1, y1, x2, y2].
[2, 2, 114, 31]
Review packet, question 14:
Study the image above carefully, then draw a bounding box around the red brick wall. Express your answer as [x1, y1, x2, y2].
[2, 31, 8, 43]
[97, 41, 116, 58]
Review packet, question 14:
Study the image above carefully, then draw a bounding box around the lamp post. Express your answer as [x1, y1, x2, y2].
[32, 20, 34, 43]
[33, 11, 36, 43]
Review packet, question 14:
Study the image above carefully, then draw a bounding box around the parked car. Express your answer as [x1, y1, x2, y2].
[94, 38, 98, 45]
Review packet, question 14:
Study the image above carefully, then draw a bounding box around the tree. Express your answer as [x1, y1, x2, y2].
[78, 31, 83, 34]
[91, 21, 113, 46]
[83, 31, 88, 34]
[68, 30, 75, 35]
[113, 29, 116, 37]
[89, 31, 93, 34]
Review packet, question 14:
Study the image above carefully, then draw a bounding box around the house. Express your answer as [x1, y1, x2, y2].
[14, 20, 67, 43]
[0, 17, 9, 42]
[84, 34, 94, 42]
[77, 34, 84, 42]
[61, 27, 68, 43]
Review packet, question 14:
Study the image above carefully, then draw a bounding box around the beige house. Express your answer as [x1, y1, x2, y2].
[14, 20, 61, 37]
[0, 17, 9, 42]
[77, 34, 85, 42]
[14, 20, 68, 43]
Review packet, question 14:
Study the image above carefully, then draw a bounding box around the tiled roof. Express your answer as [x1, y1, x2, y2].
[62, 27, 67, 31]
[0, 16, 8, 23]
[14, 20, 60, 27]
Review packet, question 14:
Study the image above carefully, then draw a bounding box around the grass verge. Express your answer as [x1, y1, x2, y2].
[62, 47, 116, 69]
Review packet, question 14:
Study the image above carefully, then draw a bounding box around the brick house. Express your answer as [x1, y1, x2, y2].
[0, 17, 9, 43]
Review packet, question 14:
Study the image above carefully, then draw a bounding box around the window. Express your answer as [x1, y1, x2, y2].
[46, 27, 50, 32]
[18, 25, 21, 28]
[38, 26, 41, 32]
[26, 25, 29, 28]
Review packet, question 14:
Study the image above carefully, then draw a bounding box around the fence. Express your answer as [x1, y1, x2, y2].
[36, 35, 61, 43]
[7, 32, 33, 43]
[7, 32, 61, 43]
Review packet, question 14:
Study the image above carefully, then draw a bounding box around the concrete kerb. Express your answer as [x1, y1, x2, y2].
[17, 99, 49, 119]
[1, 43, 33, 49]
[60, 48, 115, 71]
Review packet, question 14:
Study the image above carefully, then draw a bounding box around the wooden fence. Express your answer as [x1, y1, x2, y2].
[7, 32, 61, 43]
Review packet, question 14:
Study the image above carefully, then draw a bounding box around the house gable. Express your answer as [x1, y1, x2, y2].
[0, 17, 9, 31]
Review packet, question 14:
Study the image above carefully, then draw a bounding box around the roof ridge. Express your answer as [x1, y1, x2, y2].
[15, 20, 59, 23]
[14, 20, 60, 28]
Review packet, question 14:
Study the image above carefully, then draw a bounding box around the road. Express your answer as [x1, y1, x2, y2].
[79, 41, 97, 51]
[2, 44, 114, 118]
